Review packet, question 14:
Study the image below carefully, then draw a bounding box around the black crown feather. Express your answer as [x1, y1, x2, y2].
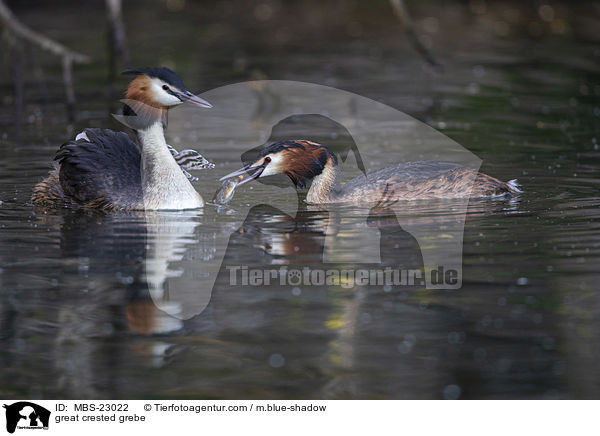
[122, 67, 188, 91]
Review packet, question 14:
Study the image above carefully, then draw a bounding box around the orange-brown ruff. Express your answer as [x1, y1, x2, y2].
[125, 75, 159, 107]
[121, 75, 169, 125]
[229, 140, 521, 204]
[271, 140, 331, 188]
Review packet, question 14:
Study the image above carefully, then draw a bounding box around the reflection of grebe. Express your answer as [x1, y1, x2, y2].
[220, 140, 521, 203]
[32, 67, 212, 211]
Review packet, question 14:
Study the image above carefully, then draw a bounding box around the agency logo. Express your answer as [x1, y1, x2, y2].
[3, 402, 50, 434]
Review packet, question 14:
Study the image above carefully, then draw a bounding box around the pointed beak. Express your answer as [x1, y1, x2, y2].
[178, 91, 212, 108]
[220, 164, 264, 186]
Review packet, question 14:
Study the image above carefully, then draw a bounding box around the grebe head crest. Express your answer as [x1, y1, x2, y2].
[122, 67, 212, 109]
[220, 140, 337, 188]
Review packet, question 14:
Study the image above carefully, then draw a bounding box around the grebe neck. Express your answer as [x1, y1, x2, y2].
[136, 121, 203, 210]
[306, 157, 339, 204]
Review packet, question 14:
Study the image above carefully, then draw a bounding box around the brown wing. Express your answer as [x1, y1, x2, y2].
[336, 162, 517, 201]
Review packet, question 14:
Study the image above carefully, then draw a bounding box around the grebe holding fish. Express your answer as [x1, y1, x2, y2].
[218, 140, 521, 204]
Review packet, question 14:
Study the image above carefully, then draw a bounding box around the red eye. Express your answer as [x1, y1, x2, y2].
[264, 156, 271, 163]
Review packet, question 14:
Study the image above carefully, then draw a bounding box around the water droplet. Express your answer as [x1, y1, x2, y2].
[268, 353, 285, 368]
[517, 277, 529, 285]
[473, 65, 485, 78]
[443, 384, 462, 400]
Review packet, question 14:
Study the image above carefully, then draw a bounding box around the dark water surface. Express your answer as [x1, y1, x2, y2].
[1, 1, 599, 399]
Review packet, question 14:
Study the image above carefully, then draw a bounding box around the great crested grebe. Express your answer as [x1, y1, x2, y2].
[32, 67, 212, 211]
[220, 140, 521, 203]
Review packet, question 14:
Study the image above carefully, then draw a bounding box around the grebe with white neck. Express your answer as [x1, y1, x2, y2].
[219, 140, 522, 204]
[32, 67, 212, 211]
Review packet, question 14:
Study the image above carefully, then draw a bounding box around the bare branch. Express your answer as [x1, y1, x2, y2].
[389, 0, 442, 72]
[0, 0, 90, 64]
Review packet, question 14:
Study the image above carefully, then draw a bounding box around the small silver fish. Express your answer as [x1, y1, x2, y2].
[213, 174, 244, 205]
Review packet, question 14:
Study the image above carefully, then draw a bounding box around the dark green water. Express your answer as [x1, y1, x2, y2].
[1, 0, 599, 399]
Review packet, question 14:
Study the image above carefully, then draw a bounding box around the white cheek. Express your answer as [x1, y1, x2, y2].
[163, 94, 182, 106]
[259, 155, 283, 177]
[150, 79, 181, 106]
